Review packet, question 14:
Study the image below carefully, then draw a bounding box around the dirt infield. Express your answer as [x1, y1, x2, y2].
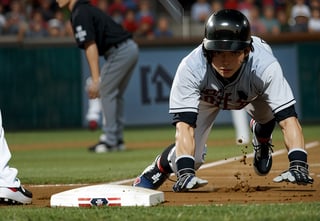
[25, 141, 320, 207]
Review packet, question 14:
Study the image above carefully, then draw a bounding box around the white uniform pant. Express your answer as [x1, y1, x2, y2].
[167, 100, 274, 174]
[0, 110, 20, 187]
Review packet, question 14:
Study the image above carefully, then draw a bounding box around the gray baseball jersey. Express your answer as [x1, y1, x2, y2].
[167, 36, 296, 172]
[170, 36, 295, 115]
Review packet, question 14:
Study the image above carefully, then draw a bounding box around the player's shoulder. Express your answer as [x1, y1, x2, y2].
[251, 36, 273, 54]
[175, 44, 207, 81]
[249, 36, 277, 70]
[181, 44, 206, 70]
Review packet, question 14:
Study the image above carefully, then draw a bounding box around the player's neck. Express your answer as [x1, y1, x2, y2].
[213, 67, 241, 86]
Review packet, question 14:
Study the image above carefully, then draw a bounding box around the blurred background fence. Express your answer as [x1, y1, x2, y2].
[0, 33, 319, 130]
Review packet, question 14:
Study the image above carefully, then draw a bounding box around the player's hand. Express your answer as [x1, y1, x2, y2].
[273, 160, 313, 185]
[88, 81, 100, 99]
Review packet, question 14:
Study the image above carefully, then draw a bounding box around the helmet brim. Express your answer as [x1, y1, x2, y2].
[203, 38, 251, 51]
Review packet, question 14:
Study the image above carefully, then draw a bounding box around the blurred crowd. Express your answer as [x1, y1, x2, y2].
[192, 0, 320, 35]
[0, 0, 319, 40]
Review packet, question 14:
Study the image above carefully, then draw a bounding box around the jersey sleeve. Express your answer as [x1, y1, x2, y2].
[260, 61, 296, 114]
[169, 59, 205, 114]
[72, 8, 96, 49]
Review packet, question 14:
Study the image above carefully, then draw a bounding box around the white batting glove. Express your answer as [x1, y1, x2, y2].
[273, 160, 313, 185]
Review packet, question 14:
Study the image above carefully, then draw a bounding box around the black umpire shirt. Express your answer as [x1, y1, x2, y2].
[71, 0, 132, 56]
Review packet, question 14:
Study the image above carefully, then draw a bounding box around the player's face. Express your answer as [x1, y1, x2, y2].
[211, 50, 247, 78]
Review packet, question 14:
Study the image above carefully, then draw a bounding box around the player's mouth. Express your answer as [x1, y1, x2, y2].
[218, 68, 236, 78]
[220, 68, 233, 74]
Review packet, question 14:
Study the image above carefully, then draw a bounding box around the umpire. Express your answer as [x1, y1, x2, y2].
[57, 0, 139, 152]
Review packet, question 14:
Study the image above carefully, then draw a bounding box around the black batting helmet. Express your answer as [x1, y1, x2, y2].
[203, 9, 252, 51]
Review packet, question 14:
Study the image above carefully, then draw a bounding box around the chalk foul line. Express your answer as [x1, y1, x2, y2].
[31, 141, 319, 187]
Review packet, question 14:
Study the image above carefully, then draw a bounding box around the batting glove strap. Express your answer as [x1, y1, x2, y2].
[176, 168, 195, 177]
[273, 160, 313, 185]
[173, 173, 196, 192]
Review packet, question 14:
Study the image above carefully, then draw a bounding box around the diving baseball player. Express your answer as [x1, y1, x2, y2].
[56, 0, 139, 152]
[133, 9, 313, 192]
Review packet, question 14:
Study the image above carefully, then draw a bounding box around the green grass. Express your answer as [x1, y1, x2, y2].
[1, 202, 320, 221]
[2, 124, 320, 221]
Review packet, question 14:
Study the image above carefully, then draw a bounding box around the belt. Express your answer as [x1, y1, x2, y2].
[106, 39, 129, 52]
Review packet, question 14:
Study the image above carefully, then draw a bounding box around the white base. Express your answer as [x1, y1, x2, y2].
[50, 184, 164, 207]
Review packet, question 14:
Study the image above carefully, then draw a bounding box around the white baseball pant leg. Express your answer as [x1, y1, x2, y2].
[0, 110, 20, 187]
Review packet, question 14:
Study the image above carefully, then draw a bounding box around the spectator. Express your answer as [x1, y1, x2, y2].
[3, 0, 28, 40]
[274, 0, 287, 10]
[277, 8, 291, 32]
[38, 0, 55, 22]
[25, 9, 48, 38]
[290, 0, 311, 32]
[263, 0, 275, 7]
[122, 9, 138, 33]
[135, 0, 154, 25]
[260, 5, 280, 34]
[108, 0, 126, 14]
[123, 0, 138, 10]
[210, 0, 223, 13]
[224, 0, 238, 10]
[237, 0, 255, 18]
[47, 9, 68, 37]
[248, 5, 267, 35]
[308, 7, 320, 32]
[310, 0, 320, 9]
[154, 16, 173, 38]
[108, 0, 127, 24]
[96, 0, 108, 14]
[191, 0, 211, 23]
[47, 17, 63, 37]
[135, 15, 154, 39]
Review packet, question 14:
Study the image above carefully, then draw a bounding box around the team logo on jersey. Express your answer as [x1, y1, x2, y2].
[75, 25, 87, 42]
[201, 88, 249, 109]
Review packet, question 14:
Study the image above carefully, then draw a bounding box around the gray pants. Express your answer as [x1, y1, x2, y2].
[167, 98, 275, 174]
[100, 39, 139, 145]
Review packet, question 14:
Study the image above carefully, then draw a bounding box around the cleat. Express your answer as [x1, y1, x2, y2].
[0, 186, 32, 205]
[173, 174, 208, 192]
[88, 142, 113, 153]
[251, 119, 274, 176]
[133, 156, 168, 189]
[88, 140, 126, 153]
[117, 139, 126, 151]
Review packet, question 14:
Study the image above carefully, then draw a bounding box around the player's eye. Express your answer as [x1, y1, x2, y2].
[212, 51, 223, 56]
[232, 51, 242, 55]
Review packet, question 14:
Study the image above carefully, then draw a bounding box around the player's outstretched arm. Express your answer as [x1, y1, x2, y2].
[175, 121, 195, 157]
[273, 117, 313, 185]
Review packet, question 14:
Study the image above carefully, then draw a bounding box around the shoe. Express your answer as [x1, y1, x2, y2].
[133, 155, 168, 189]
[250, 119, 274, 176]
[0, 186, 32, 205]
[172, 174, 208, 192]
[88, 140, 126, 153]
[117, 139, 126, 151]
